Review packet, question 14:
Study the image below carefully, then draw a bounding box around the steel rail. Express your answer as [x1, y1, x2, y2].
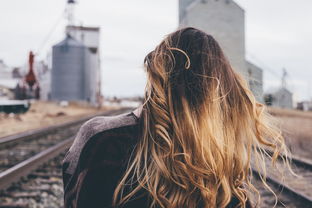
[290, 155, 312, 170]
[264, 148, 312, 170]
[252, 167, 312, 206]
[0, 107, 134, 190]
[0, 137, 74, 190]
[0, 108, 131, 146]
[251, 149, 312, 205]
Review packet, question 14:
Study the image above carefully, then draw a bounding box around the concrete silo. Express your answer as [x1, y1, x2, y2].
[179, 0, 264, 102]
[51, 35, 90, 102]
[179, 0, 247, 76]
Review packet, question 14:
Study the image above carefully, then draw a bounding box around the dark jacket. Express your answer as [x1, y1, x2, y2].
[62, 109, 252, 208]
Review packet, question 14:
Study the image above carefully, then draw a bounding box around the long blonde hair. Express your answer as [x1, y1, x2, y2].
[113, 27, 288, 207]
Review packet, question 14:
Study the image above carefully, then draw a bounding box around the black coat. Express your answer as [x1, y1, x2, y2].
[62, 109, 252, 208]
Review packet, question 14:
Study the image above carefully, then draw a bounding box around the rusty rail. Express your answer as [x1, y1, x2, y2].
[0, 137, 74, 190]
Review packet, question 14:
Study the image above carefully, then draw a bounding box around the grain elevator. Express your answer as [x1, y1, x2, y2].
[50, 0, 101, 105]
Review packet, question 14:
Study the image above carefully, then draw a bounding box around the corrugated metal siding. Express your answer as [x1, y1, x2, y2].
[65, 26, 101, 105]
[51, 36, 88, 101]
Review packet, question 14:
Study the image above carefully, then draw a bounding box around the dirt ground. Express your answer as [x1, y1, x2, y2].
[269, 107, 312, 160]
[0, 101, 115, 138]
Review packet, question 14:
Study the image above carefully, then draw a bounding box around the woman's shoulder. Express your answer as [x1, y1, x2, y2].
[77, 110, 139, 141]
[62, 110, 141, 207]
[63, 110, 139, 175]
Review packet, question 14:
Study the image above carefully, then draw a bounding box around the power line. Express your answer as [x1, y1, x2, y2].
[35, 10, 65, 56]
[246, 51, 281, 79]
[246, 51, 308, 99]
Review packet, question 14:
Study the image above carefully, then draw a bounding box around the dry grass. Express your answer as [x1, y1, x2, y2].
[0, 101, 115, 138]
[268, 107, 312, 119]
[269, 107, 312, 159]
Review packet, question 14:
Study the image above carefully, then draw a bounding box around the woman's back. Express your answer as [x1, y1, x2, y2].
[63, 27, 288, 208]
[62, 110, 251, 207]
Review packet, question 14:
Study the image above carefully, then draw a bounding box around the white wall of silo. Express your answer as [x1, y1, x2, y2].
[83, 50, 99, 104]
[87, 53, 100, 104]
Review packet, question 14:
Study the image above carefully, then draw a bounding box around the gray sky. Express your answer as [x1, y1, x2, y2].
[0, 0, 311, 101]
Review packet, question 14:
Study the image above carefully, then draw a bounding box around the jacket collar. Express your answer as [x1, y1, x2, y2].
[132, 105, 143, 119]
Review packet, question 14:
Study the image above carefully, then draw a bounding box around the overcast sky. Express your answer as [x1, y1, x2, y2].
[0, 0, 311, 101]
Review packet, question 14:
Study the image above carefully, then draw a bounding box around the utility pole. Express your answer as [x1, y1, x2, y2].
[281, 68, 288, 88]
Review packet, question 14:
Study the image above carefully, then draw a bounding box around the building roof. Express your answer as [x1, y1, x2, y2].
[53, 35, 85, 48]
[246, 60, 263, 74]
[265, 87, 292, 95]
[180, 0, 245, 23]
[66, 25, 100, 32]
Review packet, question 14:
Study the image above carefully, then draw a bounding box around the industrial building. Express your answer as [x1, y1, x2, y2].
[51, 26, 101, 105]
[264, 70, 293, 109]
[48, 0, 101, 105]
[35, 61, 50, 100]
[246, 61, 263, 102]
[264, 87, 293, 109]
[179, 0, 263, 101]
[0, 59, 18, 100]
[297, 101, 312, 111]
[0, 59, 12, 79]
[66, 25, 101, 104]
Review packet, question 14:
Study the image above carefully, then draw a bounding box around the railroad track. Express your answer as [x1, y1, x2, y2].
[0, 108, 132, 173]
[2, 153, 311, 208]
[0, 108, 131, 187]
[0, 107, 133, 146]
[0, 152, 66, 207]
[0, 108, 133, 207]
[0, 137, 74, 191]
[251, 154, 312, 207]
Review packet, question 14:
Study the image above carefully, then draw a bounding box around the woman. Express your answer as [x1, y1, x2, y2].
[62, 27, 288, 208]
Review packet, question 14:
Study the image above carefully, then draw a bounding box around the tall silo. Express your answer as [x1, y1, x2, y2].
[51, 35, 89, 101]
[179, 0, 247, 76]
[66, 26, 101, 105]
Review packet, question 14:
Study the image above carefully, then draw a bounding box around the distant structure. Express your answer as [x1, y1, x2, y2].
[66, 25, 101, 104]
[50, 0, 101, 105]
[179, 0, 263, 101]
[52, 36, 93, 103]
[35, 60, 50, 100]
[297, 100, 312, 111]
[15, 52, 40, 100]
[246, 61, 263, 102]
[265, 88, 293, 108]
[12, 67, 23, 79]
[0, 60, 15, 99]
[0, 59, 12, 79]
[264, 69, 293, 108]
[0, 59, 19, 99]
